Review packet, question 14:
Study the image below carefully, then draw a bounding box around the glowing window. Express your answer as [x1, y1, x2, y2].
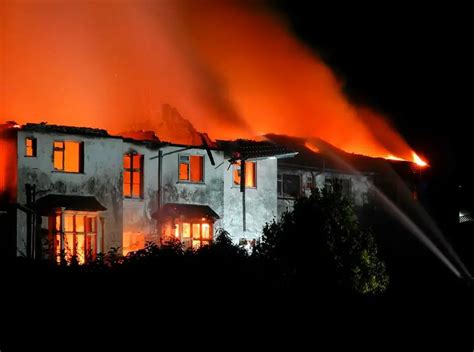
[51, 212, 97, 264]
[179, 155, 203, 183]
[175, 222, 213, 249]
[233, 161, 256, 188]
[192, 223, 201, 239]
[123, 231, 145, 256]
[202, 223, 210, 240]
[123, 153, 143, 198]
[182, 223, 191, 238]
[53, 141, 83, 173]
[25, 138, 36, 157]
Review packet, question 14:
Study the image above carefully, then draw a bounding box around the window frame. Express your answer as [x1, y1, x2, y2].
[232, 161, 257, 189]
[278, 173, 301, 198]
[123, 152, 144, 199]
[52, 140, 84, 173]
[178, 154, 205, 184]
[50, 211, 98, 264]
[25, 137, 37, 157]
[164, 220, 213, 250]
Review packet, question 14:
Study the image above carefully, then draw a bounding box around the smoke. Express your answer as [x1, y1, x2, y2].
[1, 0, 417, 161]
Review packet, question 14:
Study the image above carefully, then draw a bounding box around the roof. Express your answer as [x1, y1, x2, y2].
[34, 194, 107, 215]
[217, 139, 296, 161]
[266, 134, 421, 177]
[152, 203, 220, 221]
[22, 123, 111, 138]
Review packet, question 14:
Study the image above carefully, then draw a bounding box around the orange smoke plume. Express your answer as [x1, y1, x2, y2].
[0, 0, 426, 165]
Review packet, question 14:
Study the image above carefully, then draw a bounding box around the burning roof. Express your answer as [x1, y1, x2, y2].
[22, 123, 111, 138]
[265, 134, 425, 177]
[217, 139, 297, 161]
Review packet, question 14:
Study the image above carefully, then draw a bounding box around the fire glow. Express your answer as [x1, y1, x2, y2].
[0, 0, 427, 165]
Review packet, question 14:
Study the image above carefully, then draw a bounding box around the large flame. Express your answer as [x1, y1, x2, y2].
[0, 0, 426, 164]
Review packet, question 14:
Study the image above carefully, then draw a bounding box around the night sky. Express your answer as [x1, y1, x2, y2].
[272, 2, 471, 189]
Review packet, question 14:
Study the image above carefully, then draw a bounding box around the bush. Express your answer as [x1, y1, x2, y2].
[254, 181, 389, 295]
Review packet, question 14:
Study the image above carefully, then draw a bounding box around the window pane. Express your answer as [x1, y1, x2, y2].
[54, 141, 64, 149]
[283, 174, 301, 197]
[76, 235, 85, 264]
[124, 171, 131, 196]
[123, 155, 131, 169]
[245, 162, 256, 187]
[64, 141, 80, 172]
[132, 183, 141, 197]
[54, 150, 64, 170]
[202, 223, 210, 239]
[182, 223, 191, 238]
[64, 234, 75, 259]
[192, 223, 201, 239]
[233, 166, 241, 185]
[55, 214, 61, 232]
[132, 171, 141, 184]
[64, 214, 74, 232]
[85, 217, 96, 233]
[75, 215, 84, 233]
[174, 224, 179, 238]
[202, 240, 210, 247]
[179, 163, 189, 181]
[132, 154, 142, 169]
[55, 234, 61, 263]
[25, 138, 35, 157]
[190, 155, 203, 182]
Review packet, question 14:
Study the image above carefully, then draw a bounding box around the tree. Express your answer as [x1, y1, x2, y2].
[255, 181, 389, 294]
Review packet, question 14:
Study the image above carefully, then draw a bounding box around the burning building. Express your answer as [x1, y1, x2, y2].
[0, 120, 297, 261]
[0, 116, 427, 263]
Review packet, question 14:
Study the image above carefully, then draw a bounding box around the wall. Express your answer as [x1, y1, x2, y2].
[223, 158, 278, 243]
[122, 141, 160, 245]
[161, 146, 225, 231]
[277, 165, 373, 218]
[16, 130, 123, 255]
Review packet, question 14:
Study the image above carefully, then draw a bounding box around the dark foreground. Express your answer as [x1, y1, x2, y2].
[0, 255, 473, 352]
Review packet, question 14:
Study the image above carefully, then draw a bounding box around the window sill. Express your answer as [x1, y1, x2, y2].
[123, 197, 144, 201]
[177, 181, 206, 185]
[231, 185, 257, 190]
[51, 170, 84, 174]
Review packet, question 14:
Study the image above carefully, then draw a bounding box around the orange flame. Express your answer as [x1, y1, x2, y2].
[0, 0, 427, 165]
[412, 152, 428, 167]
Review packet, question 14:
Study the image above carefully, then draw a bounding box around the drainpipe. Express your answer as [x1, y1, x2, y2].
[157, 149, 163, 210]
[240, 160, 246, 232]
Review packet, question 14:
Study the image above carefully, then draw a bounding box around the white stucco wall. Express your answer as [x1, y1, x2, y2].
[161, 146, 225, 231]
[16, 130, 123, 255]
[122, 141, 160, 245]
[277, 166, 373, 218]
[223, 158, 278, 243]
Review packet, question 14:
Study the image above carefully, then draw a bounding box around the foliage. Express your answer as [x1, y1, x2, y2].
[254, 181, 389, 294]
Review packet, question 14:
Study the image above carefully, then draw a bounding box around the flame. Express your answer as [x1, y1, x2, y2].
[304, 142, 320, 153]
[412, 152, 428, 167]
[0, 0, 426, 165]
[386, 155, 405, 161]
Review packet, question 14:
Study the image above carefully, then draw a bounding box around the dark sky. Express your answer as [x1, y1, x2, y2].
[271, 2, 472, 186]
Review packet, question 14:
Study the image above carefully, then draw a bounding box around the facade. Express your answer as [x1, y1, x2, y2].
[0, 122, 295, 261]
[1, 123, 423, 262]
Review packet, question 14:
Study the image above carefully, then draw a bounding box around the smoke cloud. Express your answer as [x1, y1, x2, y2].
[1, 0, 417, 161]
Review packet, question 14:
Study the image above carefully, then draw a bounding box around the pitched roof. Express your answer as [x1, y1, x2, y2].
[22, 123, 111, 138]
[153, 203, 220, 221]
[217, 139, 296, 161]
[265, 134, 421, 177]
[34, 194, 107, 215]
